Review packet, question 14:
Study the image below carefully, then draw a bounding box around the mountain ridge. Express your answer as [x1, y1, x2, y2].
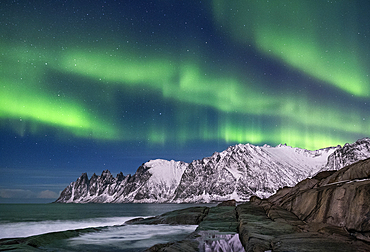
[55, 138, 370, 203]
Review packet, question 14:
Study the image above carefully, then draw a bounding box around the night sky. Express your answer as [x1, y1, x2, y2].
[1, 0, 369, 202]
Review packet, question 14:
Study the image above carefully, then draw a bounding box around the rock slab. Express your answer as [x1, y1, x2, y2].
[268, 158, 370, 243]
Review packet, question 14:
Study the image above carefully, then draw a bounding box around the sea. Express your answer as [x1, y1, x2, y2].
[0, 203, 215, 251]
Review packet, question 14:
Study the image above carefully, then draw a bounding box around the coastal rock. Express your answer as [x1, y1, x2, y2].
[126, 204, 239, 233]
[217, 199, 237, 206]
[135, 200, 370, 252]
[237, 201, 370, 251]
[128, 205, 243, 252]
[268, 158, 370, 243]
[0, 227, 105, 251]
[125, 206, 209, 225]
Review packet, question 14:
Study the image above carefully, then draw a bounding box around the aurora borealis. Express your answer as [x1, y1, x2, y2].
[1, 0, 369, 202]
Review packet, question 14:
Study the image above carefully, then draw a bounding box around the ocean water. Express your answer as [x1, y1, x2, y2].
[0, 203, 213, 251]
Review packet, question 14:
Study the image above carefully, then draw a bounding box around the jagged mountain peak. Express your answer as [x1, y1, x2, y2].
[320, 138, 370, 172]
[56, 138, 370, 203]
[77, 172, 88, 181]
[116, 172, 125, 181]
[101, 169, 112, 175]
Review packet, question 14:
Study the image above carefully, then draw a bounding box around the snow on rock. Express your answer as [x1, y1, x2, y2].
[145, 159, 187, 187]
[56, 160, 188, 203]
[56, 138, 370, 203]
[123, 159, 188, 203]
[172, 142, 338, 203]
[320, 137, 370, 172]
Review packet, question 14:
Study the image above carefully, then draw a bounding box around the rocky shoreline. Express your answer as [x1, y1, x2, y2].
[127, 158, 370, 251]
[2, 158, 370, 251]
[125, 200, 370, 251]
[4, 200, 368, 251]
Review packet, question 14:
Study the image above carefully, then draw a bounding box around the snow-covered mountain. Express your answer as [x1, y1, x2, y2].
[172, 143, 335, 202]
[57, 159, 187, 203]
[55, 138, 370, 203]
[320, 138, 370, 172]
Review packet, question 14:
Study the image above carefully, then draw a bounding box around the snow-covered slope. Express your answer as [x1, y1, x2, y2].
[112, 159, 188, 203]
[56, 160, 188, 203]
[172, 143, 336, 202]
[56, 138, 370, 203]
[320, 138, 370, 172]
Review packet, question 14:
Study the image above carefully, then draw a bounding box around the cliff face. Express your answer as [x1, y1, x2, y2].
[267, 158, 370, 242]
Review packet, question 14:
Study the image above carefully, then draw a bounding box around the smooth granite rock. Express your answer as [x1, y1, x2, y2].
[268, 158, 370, 243]
[238, 201, 370, 252]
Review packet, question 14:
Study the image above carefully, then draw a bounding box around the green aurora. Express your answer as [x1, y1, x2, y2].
[212, 0, 370, 97]
[1, 0, 369, 151]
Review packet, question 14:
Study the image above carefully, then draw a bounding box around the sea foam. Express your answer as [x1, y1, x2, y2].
[68, 224, 197, 250]
[0, 216, 137, 239]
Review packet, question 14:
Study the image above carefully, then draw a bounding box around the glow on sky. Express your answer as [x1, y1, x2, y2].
[0, 46, 118, 140]
[212, 0, 370, 97]
[1, 0, 369, 151]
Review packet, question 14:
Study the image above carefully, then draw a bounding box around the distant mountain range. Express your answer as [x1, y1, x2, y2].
[55, 138, 370, 203]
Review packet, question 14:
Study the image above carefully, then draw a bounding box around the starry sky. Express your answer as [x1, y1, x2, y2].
[1, 0, 369, 202]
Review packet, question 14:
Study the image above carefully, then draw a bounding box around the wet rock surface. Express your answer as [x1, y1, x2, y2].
[142, 159, 370, 251]
[139, 205, 244, 251]
[139, 200, 370, 252]
[125, 206, 209, 225]
[0, 227, 104, 252]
